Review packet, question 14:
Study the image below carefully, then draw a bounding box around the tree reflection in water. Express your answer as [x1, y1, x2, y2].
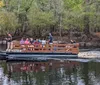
[0, 60, 100, 85]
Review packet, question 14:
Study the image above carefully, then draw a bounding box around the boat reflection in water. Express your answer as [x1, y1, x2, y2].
[1, 59, 100, 85]
[6, 60, 79, 85]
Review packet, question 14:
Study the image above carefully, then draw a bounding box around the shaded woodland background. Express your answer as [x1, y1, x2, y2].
[0, 0, 100, 43]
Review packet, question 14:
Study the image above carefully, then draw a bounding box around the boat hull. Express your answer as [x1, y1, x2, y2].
[0, 52, 78, 61]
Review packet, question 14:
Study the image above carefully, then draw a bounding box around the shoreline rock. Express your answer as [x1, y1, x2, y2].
[78, 51, 100, 58]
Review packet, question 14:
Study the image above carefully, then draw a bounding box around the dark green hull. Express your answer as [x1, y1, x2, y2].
[0, 52, 78, 61]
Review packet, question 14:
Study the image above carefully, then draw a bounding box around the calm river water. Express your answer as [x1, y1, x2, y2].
[0, 45, 100, 85]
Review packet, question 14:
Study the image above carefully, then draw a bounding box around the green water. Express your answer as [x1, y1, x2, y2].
[0, 59, 100, 85]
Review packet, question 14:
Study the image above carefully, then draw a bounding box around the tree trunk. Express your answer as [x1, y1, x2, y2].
[84, 15, 90, 35]
[84, 0, 90, 35]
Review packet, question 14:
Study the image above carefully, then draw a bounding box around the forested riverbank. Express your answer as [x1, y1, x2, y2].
[0, 0, 100, 47]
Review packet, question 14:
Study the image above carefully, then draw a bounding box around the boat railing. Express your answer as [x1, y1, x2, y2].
[12, 41, 79, 54]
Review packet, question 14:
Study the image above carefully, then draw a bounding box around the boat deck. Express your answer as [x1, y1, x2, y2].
[12, 41, 79, 54]
[0, 42, 79, 60]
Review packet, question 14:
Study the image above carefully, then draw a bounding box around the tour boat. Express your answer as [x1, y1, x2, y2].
[0, 41, 79, 60]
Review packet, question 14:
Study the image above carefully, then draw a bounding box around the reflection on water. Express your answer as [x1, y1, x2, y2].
[0, 60, 100, 85]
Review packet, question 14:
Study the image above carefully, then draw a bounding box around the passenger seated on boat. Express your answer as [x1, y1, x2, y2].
[29, 38, 34, 44]
[41, 39, 46, 47]
[34, 39, 40, 47]
[20, 37, 25, 44]
[70, 40, 77, 48]
[70, 40, 76, 44]
[20, 38, 25, 50]
[24, 38, 30, 44]
[38, 39, 42, 43]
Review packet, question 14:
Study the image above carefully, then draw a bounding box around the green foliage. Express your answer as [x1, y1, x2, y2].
[63, 11, 84, 30]
[63, 0, 84, 30]
[28, 11, 55, 27]
[0, 11, 19, 34]
[27, 1, 55, 28]
[0, 1, 4, 7]
[0, 0, 100, 35]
